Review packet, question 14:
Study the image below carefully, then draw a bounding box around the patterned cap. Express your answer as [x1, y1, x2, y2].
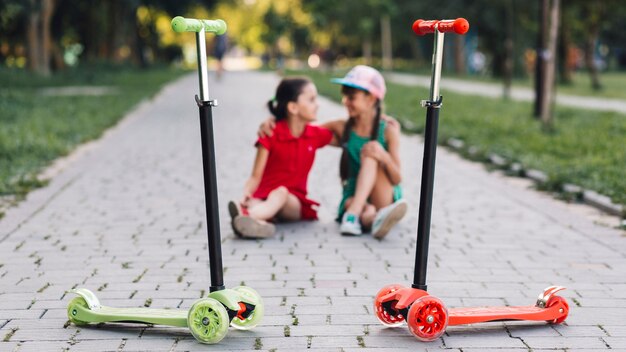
[331, 65, 386, 100]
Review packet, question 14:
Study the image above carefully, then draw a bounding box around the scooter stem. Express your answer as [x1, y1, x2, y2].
[193, 30, 224, 292]
[413, 28, 446, 291]
[196, 30, 210, 102]
[429, 30, 445, 102]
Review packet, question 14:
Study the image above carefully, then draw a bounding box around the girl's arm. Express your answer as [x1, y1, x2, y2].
[381, 123, 402, 185]
[258, 117, 276, 138]
[361, 122, 402, 185]
[321, 119, 346, 147]
[242, 146, 269, 204]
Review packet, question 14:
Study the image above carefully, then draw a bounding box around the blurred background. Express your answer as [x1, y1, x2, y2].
[2, 0, 625, 79]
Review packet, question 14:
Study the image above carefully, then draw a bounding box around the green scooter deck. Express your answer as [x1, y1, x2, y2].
[67, 287, 251, 328]
[72, 303, 188, 327]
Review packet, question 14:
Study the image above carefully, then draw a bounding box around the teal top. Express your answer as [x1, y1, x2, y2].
[337, 119, 403, 220]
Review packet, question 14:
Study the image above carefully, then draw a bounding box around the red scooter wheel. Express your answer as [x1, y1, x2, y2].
[374, 284, 406, 327]
[546, 296, 569, 324]
[407, 296, 448, 341]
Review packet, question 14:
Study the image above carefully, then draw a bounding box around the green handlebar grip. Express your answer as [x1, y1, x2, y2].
[171, 16, 227, 35]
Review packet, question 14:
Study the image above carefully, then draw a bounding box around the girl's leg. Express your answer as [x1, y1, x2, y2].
[360, 204, 377, 230]
[369, 167, 407, 239]
[276, 193, 302, 221]
[368, 161, 395, 210]
[232, 197, 275, 239]
[345, 155, 395, 215]
[344, 156, 379, 215]
[247, 186, 290, 220]
[343, 156, 405, 238]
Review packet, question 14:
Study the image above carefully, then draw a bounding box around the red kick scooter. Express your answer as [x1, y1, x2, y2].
[373, 18, 569, 341]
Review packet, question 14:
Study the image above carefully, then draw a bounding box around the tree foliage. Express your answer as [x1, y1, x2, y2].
[1, 0, 624, 78]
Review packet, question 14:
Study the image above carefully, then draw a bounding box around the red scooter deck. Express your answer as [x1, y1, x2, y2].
[448, 299, 568, 325]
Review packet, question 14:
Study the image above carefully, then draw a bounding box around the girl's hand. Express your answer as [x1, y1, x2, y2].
[361, 141, 387, 162]
[381, 115, 400, 130]
[240, 194, 251, 208]
[258, 117, 276, 138]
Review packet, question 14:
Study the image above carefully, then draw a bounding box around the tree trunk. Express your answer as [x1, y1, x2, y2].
[130, 4, 148, 68]
[26, 1, 41, 72]
[104, 0, 115, 60]
[540, 0, 560, 126]
[583, 2, 603, 90]
[82, 0, 98, 62]
[51, 41, 66, 70]
[558, 13, 573, 84]
[534, 0, 549, 118]
[503, 0, 514, 99]
[25, 0, 56, 75]
[381, 15, 392, 71]
[584, 28, 602, 90]
[362, 39, 372, 65]
[454, 35, 465, 76]
[39, 0, 55, 76]
[409, 34, 423, 66]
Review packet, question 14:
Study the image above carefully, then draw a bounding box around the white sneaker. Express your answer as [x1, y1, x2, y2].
[340, 212, 363, 236]
[372, 199, 408, 239]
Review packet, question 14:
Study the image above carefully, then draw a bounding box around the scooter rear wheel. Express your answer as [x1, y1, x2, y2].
[374, 284, 406, 327]
[187, 298, 229, 344]
[67, 297, 90, 326]
[407, 296, 448, 341]
[546, 296, 569, 324]
[230, 286, 264, 330]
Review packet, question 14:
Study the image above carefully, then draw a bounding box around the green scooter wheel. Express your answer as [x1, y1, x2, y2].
[67, 297, 90, 326]
[230, 286, 264, 330]
[187, 298, 229, 344]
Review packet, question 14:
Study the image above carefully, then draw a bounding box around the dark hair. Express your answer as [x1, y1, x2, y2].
[267, 77, 311, 121]
[339, 86, 382, 181]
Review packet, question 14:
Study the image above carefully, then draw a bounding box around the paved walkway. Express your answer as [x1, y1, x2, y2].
[1, 71, 625, 351]
[387, 72, 626, 115]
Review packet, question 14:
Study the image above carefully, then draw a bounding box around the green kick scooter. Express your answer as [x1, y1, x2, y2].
[66, 17, 264, 344]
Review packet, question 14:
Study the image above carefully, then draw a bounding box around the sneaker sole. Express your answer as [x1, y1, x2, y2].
[227, 201, 241, 236]
[373, 202, 408, 239]
[228, 201, 239, 219]
[233, 216, 275, 239]
[341, 230, 363, 236]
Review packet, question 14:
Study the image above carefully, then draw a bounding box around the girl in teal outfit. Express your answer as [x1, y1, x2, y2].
[330, 65, 407, 238]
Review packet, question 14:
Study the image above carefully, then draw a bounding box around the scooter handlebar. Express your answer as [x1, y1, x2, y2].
[412, 18, 469, 36]
[171, 16, 227, 35]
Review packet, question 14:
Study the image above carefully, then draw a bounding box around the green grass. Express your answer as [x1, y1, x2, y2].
[0, 66, 185, 197]
[557, 71, 626, 100]
[417, 70, 626, 101]
[296, 69, 626, 211]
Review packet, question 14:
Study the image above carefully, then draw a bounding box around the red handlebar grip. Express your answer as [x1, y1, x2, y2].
[412, 18, 469, 36]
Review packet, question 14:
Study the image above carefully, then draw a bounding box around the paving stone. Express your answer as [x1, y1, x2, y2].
[602, 325, 626, 336]
[522, 336, 610, 349]
[442, 331, 527, 348]
[10, 341, 73, 352]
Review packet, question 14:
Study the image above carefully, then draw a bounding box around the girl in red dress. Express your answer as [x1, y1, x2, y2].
[229, 77, 333, 238]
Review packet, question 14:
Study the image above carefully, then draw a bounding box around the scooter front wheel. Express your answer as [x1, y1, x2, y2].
[187, 298, 229, 344]
[407, 296, 448, 341]
[374, 284, 406, 327]
[67, 297, 90, 326]
[546, 296, 569, 324]
[230, 286, 264, 330]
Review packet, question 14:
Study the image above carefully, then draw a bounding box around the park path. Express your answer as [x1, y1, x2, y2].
[387, 72, 626, 114]
[0, 70, 625, 351]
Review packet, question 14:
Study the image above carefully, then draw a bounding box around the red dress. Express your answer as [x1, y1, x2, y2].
[253, 120, 333, 220]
